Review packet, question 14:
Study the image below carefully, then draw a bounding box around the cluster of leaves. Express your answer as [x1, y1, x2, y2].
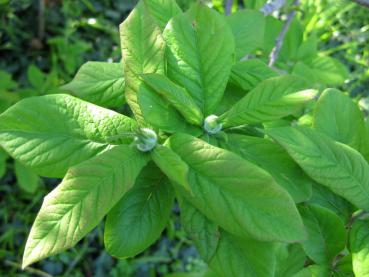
[1, 0, 369, 276]
[1, 1, 210, 276]
[299, 0, 369, 98]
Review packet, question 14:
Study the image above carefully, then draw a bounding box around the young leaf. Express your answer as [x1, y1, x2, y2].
[209, 230, 276, 276]
[167, 133, 305, 242]
[14, 160, 41, 194]
[274, 244, 306, 277]
[0, 94, 137, 177]
[22, 145, 149, 268]
[220, 76, 316, 128]
[230, 59, 278, 91]
[179, 197, 219, 262]
[141, 73, 203, 126]
[350, 219, 369, 277]
[163, 4, 235, 115]
[299, 204, 346, 264]
[314, 88, 369, 162]
[137, 83, 202, 135]
[143, 0, 182, 30]
[226, 10, 265, 60]
[61, 62, 125, 108]
[152, 144, 190, 191]
[267, 126, 369, 210]
[222, 134, 313, 203]
[120, 2, 165, 124]
[105, 163, 174, 258]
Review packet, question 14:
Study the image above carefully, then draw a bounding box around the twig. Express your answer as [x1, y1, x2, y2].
[352, 0, 369, 8]
[4, 260, 52, 277]
[38, 0, 45, 40]
[268, 0, 300, 67]
[225, 0, 233, 16]
[240, 0, 287, 61]
[260, 0, 286, 16]
[346, 210, 368, 229]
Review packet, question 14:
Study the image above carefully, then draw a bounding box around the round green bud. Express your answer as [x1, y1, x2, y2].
[135, 128, 157, 152]
[203, 115, 222, 135]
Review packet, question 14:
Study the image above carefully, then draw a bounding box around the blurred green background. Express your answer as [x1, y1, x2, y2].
[0, 0, 368, 276]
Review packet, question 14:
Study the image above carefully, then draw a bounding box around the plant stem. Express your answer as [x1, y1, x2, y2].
[225, 0, 233, 16]
[4, 260, 52, 277]
[260, 0, 286, 16]
[38, 0, 45, 40]
[268, 0, 300, 67]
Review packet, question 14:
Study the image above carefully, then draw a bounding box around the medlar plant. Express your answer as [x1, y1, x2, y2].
[0, 0, 368, 276]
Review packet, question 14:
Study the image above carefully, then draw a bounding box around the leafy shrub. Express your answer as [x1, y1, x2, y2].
[0, 0, 368, 276]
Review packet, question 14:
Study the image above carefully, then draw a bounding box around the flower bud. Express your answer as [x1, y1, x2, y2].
[203, 115, 222, 135]
[135, 128, 157, 152]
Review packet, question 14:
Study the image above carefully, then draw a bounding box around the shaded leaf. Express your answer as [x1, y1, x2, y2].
[105, 163, 174, 258]
[167, 133, 305, 242]
[268, 126, 369, 210]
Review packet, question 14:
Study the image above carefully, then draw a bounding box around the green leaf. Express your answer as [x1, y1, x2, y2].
[27, 64, 45, 90]
[167, 133, 305, 242]
[267, 126, 369, 210]
[222, 134, 312, 203]
[293, 265, 330, 277]
[220, 76, 315, 128]
[22, 145, 149, 268]
[262, 16, 282, 53]
[14, 160, 41, 194]
[309, 183, 354, 223]
[230, 59, 279, 91]
[0, 94, 137, 177]
[296, 33, 318, 63]
[152, 144, 190, 191]
[275, 244, 306, 277]
[163, 4, 235, 115]
[226, 10, 265, 60]
[0, 70, 17, 90]
[0, 71, 19, 113]
[333, 254, 354, 277]
[143, 0, 182, 30]
[292, 62, 318, 86]
[137, 83, 201, 135]
[243, 0, 266, 10]
[61, 62, 125, 108]
[141, 73, 203, 126]
[120, 2, 165, 124]
[209, 230, 276, 277]
[214, 83, 247, 115]
[179, 197, 219, 262]
[279, 19, 303, 62]
[299, 204, 346, 264]
[310, 56, 348, 86]
[0, 147, 8, 178]
[314, 88, 369, 162]
[105, 163, 174, 258]
[350, 219, 369, 277]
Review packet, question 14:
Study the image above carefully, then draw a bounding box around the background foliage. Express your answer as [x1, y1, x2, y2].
[0, 0, 368, 276]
